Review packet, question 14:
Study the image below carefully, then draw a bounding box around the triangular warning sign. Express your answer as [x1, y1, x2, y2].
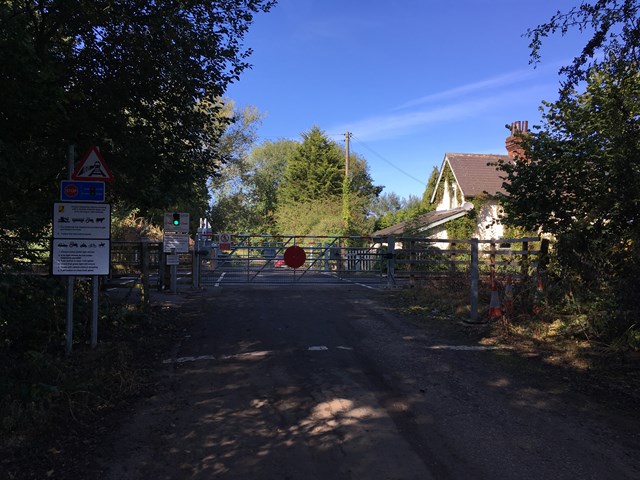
[72, 146, 114, 181]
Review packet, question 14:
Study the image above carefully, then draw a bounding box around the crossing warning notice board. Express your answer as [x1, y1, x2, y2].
[52, 202, 111, 275]
[52, 240, 110, 275]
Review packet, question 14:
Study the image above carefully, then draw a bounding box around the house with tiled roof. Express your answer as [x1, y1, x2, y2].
[373, 120, 527, 239]
[426, 120, 526, 240]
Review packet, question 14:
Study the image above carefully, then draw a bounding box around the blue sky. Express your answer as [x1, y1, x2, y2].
[226, 0, 588, 200]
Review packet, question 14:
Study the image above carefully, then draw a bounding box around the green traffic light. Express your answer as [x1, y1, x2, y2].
[172, 213, 180, 226]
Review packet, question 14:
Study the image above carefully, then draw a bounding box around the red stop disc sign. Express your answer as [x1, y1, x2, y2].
[284, 245, 306, 268]
[64, 184, 78, 198]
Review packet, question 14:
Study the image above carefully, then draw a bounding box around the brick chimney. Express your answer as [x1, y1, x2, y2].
[505, 120, 528, 159]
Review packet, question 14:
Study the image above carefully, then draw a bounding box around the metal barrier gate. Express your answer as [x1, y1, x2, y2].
[195, 234, 386, 285]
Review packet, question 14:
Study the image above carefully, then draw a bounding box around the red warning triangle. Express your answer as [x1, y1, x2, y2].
[72, 146, 114, 181]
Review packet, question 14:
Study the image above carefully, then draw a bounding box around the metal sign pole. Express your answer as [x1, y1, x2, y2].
[65, 144, 75, 355]
[171, 247, 177, 293]
[91, 276, 99, 348]
[91, 147, 100, 348]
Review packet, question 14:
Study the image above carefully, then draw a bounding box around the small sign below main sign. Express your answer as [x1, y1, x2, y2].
[165, 254, 179, 266]
[163, 232, 189, 253]
[60, 180, 105, 202]
[52, 239, 110, 276]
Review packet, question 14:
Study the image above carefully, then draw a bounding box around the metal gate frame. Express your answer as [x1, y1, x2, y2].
[195, 234, 386, 285]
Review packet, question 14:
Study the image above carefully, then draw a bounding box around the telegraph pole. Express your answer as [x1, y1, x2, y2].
[345, 132, 351, 177]
[342, 132, 352, 236]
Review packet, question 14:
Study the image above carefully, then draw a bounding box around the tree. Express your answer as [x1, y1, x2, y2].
[420, 166, 440, 212]
[245, 139, 298, 232]
[0, 0, 275, 261]
[497, 58, 640, 309]
[210, 132, 296, 233]
[276, 127, 381, 236]
[526, 0, 640, 96]
[209, 101, 264, 232]
[278, 126, 345, 205]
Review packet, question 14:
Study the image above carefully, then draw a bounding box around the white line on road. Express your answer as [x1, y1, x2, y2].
[215, 271, 226, 287]
[163, 349, 273, 364]
[427, 344, 512, 351]
[162, 344, 509, 364]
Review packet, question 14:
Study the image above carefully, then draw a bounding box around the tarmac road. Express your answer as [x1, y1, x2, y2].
[100, 285, 640, 479]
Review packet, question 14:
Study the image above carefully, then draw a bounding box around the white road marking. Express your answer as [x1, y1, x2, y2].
[320, 272, 378, 289]
[215, 271, 226, 287]
[163, 350, 273, 364]
[162, 344, 508, 364]
[427, 345, 512, 351]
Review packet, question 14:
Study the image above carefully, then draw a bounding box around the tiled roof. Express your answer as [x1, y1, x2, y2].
[372, 205, 471, 236]
[445, 153, 511, 197]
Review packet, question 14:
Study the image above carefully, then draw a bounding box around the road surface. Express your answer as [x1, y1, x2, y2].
[99, 285, 640, 479]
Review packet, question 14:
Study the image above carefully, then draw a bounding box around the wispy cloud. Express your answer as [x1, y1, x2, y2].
[396, 69, 538, 110]
[331, 84, 550, 142]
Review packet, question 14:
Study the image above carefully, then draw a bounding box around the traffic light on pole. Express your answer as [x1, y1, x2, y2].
[172, 213, 180, 227]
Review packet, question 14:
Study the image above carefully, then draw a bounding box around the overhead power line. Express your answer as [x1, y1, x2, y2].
[350, 135, 427, 187]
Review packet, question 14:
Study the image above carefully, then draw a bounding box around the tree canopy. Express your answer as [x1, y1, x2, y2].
[274, 127, 381, 236]
[278, 126, 346, 205]
[527, 0, 640, 95]
[0, 0, 275, 259]
[498, 57, 640, 308]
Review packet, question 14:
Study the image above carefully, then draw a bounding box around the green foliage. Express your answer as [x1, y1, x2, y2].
[279, 126, 346, 205]
[431, 162, 461, 208]
[276, 198, 345, 236]
[526, 0, 640, 97]
[1, 274, 72, 352]
[245, 139, 298, 232]
[0, 0, 275, 260]
[275, 127, 380, 236]
[498, 58, 640, 314]
[421, 166, 440, 212]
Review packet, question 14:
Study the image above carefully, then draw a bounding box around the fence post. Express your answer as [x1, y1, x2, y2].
[387, 236, 396, 287]
[538, 238, 550, 273]
[521, 240, 530, 278]
[450, 242, 457, 273]
[141, 239, 150, 307]
[409, 239, 416, 286]
[490, 241, 496, 286]
[469, 238, 480, 323]
[192, 235, 199, 289]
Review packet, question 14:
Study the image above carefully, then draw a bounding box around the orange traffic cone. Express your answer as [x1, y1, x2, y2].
[533, 277, 544, 314]
[489, 280, 502, 319]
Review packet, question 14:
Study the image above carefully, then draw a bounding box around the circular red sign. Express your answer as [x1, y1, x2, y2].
[64, 185, 78, 197]
[283, 245, 306, 268]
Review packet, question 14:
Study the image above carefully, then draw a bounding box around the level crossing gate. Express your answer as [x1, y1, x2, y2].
[194, 234, 387, 286]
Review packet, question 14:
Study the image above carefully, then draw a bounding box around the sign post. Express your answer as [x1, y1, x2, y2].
[58, 144, 113, 353]
[65, 145, 74, 355]
[163, 212, 190, 293]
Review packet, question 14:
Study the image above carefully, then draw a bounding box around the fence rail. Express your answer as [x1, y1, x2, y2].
[5, 236, 549, 321]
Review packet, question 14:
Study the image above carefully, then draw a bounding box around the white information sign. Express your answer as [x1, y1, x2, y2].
[52, 239, 110, 275]
[53, 202, 111, 239]
[163, 232, 189, 253]
[165, 254, 180, 265]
